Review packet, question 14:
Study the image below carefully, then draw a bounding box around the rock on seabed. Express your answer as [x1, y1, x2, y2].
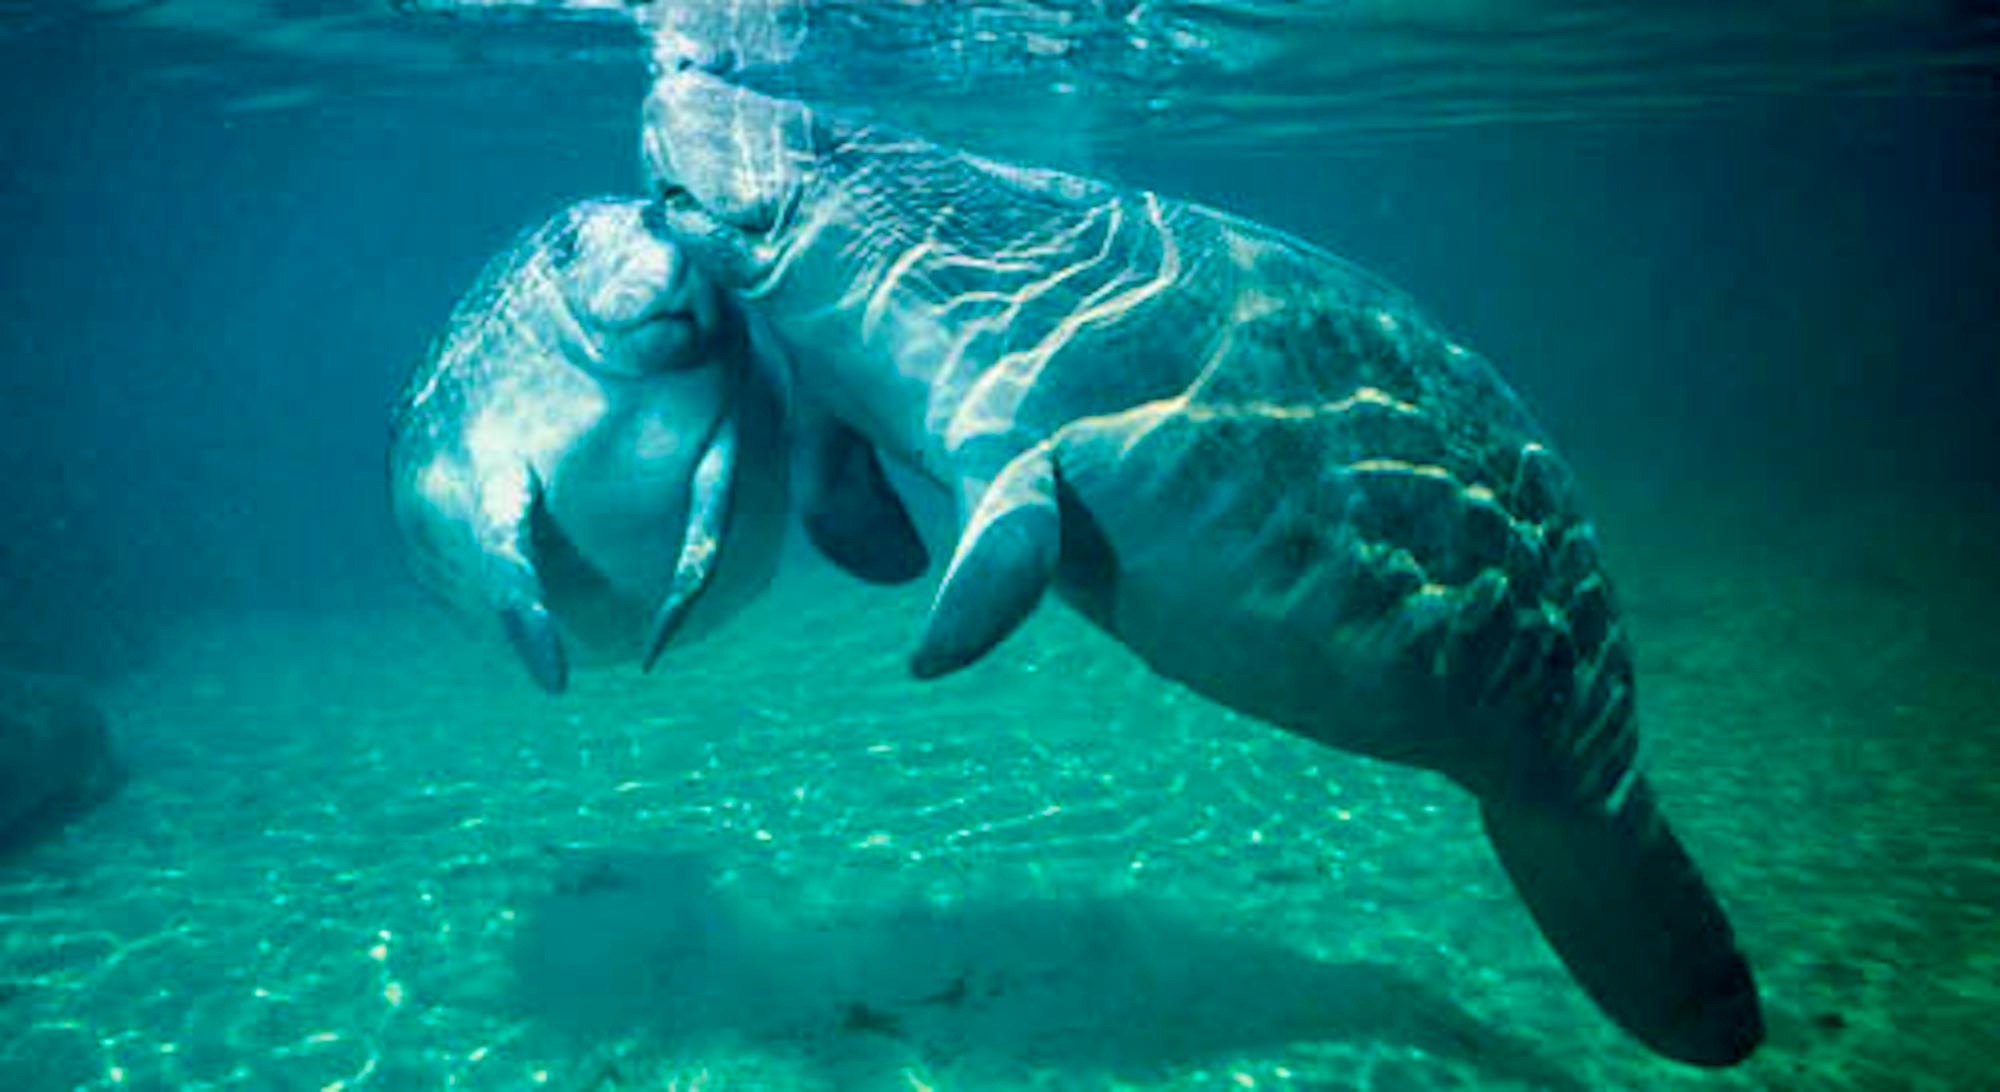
[0, 669, 125, 857]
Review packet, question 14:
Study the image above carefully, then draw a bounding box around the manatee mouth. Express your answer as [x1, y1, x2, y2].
[587, 276, 709, 374]
[653, 182, 697, 217]
[619, 305, 714, 374]
[653, 177, 784, 238]
[589, 259, 700, 341]
[628, 307, 698, 339]
[650, 179, 731, 235]
[640, 184, 688, 225]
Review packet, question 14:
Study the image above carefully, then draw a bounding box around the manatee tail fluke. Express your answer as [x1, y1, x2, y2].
[1479, 778, 1763, 1067]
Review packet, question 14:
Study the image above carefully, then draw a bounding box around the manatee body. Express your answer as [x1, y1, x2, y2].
[642, 69, 1761, 1065]
[389, 197, 795, 692]
[390, 196, 927, 692]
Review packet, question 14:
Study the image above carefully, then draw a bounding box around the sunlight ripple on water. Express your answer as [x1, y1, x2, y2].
[14, 1, 1999, 154]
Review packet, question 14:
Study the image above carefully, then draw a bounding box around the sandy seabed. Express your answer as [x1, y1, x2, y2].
[3, 476, 1994, 1092]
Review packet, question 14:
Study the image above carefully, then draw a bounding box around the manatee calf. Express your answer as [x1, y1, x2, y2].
[641, 68, 1762, 1065]
[390, 196, 926, 692]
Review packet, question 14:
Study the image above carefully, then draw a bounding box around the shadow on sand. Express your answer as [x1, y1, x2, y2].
[512, 848, 1585, 1089]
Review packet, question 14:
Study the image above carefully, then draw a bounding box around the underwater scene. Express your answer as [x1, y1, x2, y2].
[3, 2, 1997, 1089]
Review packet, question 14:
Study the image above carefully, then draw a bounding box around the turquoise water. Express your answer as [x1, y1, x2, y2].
[4, 2, 1998, 1089]
[6, 471, 1995, 1089]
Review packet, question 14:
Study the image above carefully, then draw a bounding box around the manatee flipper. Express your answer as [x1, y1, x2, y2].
[797, 411, 929, 584]
[643, 416, 739, 672]
[911, 446, 1060, 679]
[456, 466, 568, 692]
[1479, 778, 1763, 1067]
[498, 603, 568, 695]
[466, 465, 571, 695]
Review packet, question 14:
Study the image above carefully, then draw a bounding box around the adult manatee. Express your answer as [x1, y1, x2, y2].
[640, 68, 1762, 1065]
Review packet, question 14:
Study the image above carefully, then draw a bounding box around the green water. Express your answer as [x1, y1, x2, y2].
[5, 470, 1993, 1091]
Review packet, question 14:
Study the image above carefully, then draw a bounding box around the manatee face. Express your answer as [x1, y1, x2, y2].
[390, 197, 788, 693]
[547, 198, 730, 379]
[641, 64, 821, 288]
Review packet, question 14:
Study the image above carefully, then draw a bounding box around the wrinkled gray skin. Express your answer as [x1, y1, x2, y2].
[389, 197, 796, 693]
[642, 67, 1762, 1066]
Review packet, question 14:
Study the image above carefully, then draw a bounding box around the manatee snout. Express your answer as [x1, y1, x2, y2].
[548, 203, 727, 377]
[641, 65, 814, 253]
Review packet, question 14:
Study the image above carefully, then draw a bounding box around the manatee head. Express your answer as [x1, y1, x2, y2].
[640, 63, 823, 289]
[547, 197, 732, 378]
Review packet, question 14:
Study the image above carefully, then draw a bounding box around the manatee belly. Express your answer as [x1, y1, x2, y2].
[542, 380, 790, 658]
[538, 457, 688, 658]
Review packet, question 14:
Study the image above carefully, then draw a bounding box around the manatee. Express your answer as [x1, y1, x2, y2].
[640, 68, 1762, 1065]
[389, 196, 926, 692]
